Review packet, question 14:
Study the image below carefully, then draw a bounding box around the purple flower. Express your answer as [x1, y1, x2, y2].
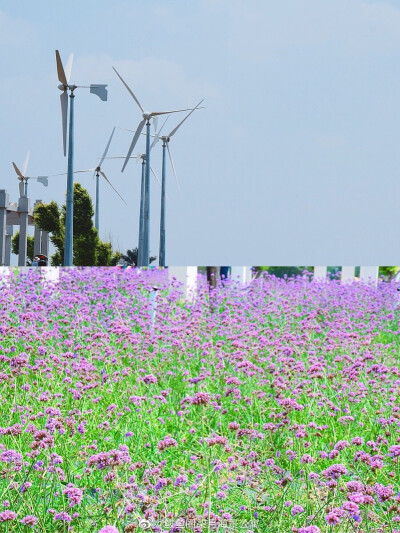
[174, 474, 188, 487]
[321, 464, 348, 479]
[54, 512, 72, 522]
[389, 445, 400, 458]
[98, 526, 120, 533]
[62, 483, 83, 507]
[157, 436, 178, 451]
[20, 515, 38, 526]
[191, 392, 211, 405]
[143, 374, 157, 384]
[0, 510, 17, 521]
[291, 505, 305, 517]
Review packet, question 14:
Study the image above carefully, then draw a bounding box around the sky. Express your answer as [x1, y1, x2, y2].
[1, 0, 400, 266]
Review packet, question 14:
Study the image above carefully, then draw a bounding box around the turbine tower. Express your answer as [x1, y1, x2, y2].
[151, 100, 204, 267]
[106, 152, 160, 265]
[56, 49, 108, 266]
[112, 66, 192, 266]
[12, 152, 49, 197]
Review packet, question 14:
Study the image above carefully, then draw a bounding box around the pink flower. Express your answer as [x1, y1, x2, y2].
[321, 464, 348, 479]
[157, 436, 178, 451]
[142, 374, 157, 384]
[21, 515, 38, 526]
[0, 510, 17, 521]
[389, 445, 400, 458]
[98, 526, 120, 533]
[191, 392, 211, 405]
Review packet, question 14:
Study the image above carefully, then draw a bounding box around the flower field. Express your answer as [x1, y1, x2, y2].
[0, 268, 400, 532]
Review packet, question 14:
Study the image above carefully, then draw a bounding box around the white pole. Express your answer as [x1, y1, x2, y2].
[341, 266, 355, 283]
[314, 266, 327, 280]
[0, 266, 10, 288]
[168, 266, 197, 301]
[231, 266, 252, 285]
[359, 266, 379, 286]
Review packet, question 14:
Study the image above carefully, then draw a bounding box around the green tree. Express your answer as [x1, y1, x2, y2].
[379, 266, 400, 280]
[120, 248, 156, 267]
[253, 266, 313, 278]
[11, 233, 34, 265]
[33, 182, 121, 266]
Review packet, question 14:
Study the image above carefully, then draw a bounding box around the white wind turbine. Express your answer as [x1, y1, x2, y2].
[55, 127, 126, 233]
[106, 151, 160, 262]
[150, 100, 204, 266]
[12, 152, 49, 197]
[56, 49, 108, 266]
[112, 66, 193, 266]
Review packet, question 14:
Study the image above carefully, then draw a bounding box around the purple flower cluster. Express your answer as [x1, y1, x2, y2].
[0, 268, 399, 531]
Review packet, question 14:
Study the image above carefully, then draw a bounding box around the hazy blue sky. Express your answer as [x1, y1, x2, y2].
[2, 0, 400, 265]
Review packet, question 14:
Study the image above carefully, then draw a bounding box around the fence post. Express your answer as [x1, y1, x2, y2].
[231, 266, 252, 285]
[341, 266, 355, 283]
[359, 266, 379, 286]
[314, 266, 327, 280]
[168, 266, 198, 301]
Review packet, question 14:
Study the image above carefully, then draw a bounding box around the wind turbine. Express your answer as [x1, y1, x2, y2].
[112, 66, 193, 266]
[55, 127, 126, 233]
[12, 152, 49, 197]
[56, 49, 108, 266]
[150, 99, 204, 267]
[106, 152, 160, 265]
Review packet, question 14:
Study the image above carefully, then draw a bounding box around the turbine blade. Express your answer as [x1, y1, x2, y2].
[102, 156, 140, 160]
[99, 127, 116, 167]
[150, 166, 161, 188]
[150, 134, 161, 151]
[51, 169, 95, 176]
[158, 115, 170, 136]
[19, 181, 24, 197]
[153, 116, 158, 133]
[12, 162, 23, 178]
[121, 118, 146, 172]
[151, 108, 194, 117]
[112, 67, 144, 113]
[22, 151, 30, 177]
[55, 50, 68, 86]
[150, 115, 170, 150]
[60, 91, 68, 157]
[116, 126, 136, 132]
[167, 143, 180, 190]
[65, 53, 73, 84]
[168, 99, 204, 138]
[100, 171, 127, 205]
